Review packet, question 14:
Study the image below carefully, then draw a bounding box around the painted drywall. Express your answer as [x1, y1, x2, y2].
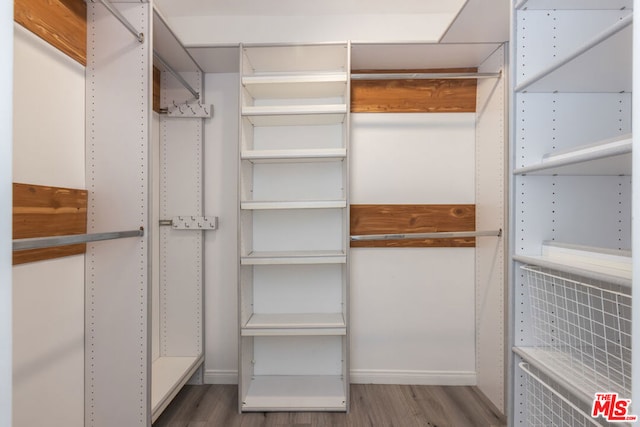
[165, 13, 454, 45]
[202, 74, 478, 384]
[12, 23, 85, 427]
[350, 113, 477, 384]
[0, 3, 13, 427]
[203, 73, 240, 383]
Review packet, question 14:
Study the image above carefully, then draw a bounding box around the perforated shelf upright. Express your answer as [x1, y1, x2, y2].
[238, 43, 351, 412]
[509, 1, 634, 425]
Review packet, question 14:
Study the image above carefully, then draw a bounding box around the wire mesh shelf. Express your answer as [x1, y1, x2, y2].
[521, 265, 632, 398]
[520, 362, 604, 427]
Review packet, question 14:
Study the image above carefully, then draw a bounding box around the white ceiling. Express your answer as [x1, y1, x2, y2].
[155, 0, 467, 17]
[154, 0, 509, 73]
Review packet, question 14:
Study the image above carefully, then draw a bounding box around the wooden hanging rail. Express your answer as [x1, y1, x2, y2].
[154, 51, 200, 99]
[89, 0, 144, 42]
[350, 229, 502, 242]
[13, 228, 144, 251]
[351, 71, 501, 80]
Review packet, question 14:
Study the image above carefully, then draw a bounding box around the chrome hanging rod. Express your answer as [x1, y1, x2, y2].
[90, 0, 144, 43]
[13, 228, 144, 251]
[154, 51, 200, 100]
[350, 229, 502, 242]
[351, 71, 501, 81]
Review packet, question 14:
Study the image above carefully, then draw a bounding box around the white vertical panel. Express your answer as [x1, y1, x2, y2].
[0, 1, 11, 426]
[159, 71, 203, 356]
[152, 112, 161, 362]
[12, 24, 85, 188]
[86, 2, 151, 426]
[12, 22, 85, 427]
[632, 0, 640, 408]
[350, 113, 476, 204]
[202, 72, 239, 384]
[475, 44, 506, 413]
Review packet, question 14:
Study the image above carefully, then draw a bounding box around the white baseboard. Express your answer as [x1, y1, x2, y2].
[204, 369, 238, 384]
[204, 369, 476, 386]
[350, 369, 476, 385]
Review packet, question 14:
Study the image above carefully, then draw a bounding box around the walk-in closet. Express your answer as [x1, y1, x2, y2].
[2, 0, 638, 426]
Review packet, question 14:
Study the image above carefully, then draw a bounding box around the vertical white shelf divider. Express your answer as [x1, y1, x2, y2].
[86, 3, 206, 424]
[86, 2, 151, 426]
[238, 43, 350, 412]
[0, 1, 12, 425]
[509, 2, 634, 425]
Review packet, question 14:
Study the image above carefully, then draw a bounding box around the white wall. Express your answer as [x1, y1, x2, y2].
[167, 14, 455, 46]
[350, 113, 477, 384]
[0, 3, 13, 427]
[203, 73, 239, 383]
[12, 24, 85, 427]
[202, 74, 479, 385]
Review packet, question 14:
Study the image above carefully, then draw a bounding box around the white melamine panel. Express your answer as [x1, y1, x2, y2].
[246, 122, 344, 151]
[251, 209, 344, 252]
[241, 251, 346, 265]
[253, 336, 343, 375]
[251, 264, 343, 313]
[12, 24, 85, 188]
[244, 161, 345, 201]
[12, 20, 85, 427]
[151, 355, 203, 422]
[12, 258, 85, 427]
[514, 93, 631, 169]
[165, 14, 454, 45]
[242, 148, 346, 162]
[86, 3, 150, 426]
[475, 45, 506, 412]
[0, 3, 10, 426]
[242, 75, 347, 101]
[350, 113, 475, 204]
[350, 248, 476, 382]
[152, 113, 161, 362]
[515, 10, 630, 88]
[242, 376, 346, 411]
[203, 73, 239, 384]
[517, 0, 631, 9]
[242, 45, 347, 74]
[159, 71, 204, 358]
[153, 8, 202, 73]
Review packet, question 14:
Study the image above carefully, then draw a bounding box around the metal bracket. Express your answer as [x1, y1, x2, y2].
[162, 101, 213, 118]
[160, 216, 218, 230]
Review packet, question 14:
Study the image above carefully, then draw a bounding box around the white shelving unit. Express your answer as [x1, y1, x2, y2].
[85, 3, 206, 425]
[510, 1, 633, 425]
[238, 43, 350, 412]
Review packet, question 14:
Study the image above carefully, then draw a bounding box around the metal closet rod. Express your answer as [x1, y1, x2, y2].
[13, 228, 144, 251]
[350, 229, 502, 242]
[350, 71, 501, 81]
[154, 52, 200, 100]
[90, 0, 144, 43]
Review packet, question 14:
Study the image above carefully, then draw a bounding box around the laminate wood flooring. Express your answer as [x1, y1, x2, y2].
[153, 384, 507, 427]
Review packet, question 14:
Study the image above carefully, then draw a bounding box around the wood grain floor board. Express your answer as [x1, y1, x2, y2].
[153, 384, 506, 427]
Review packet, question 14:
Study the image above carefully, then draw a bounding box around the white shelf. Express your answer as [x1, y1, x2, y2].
[242, 104, 347, 126]
[514, 242, 631, 287]
[515, 14, 632, 93]
[242, 313, 346, 336]
[241, 375, 347, 411]
[241, 250, 347, 265]
[241, 200, 346, 210]
[516, 0, 632, 10]
[514, 347, 630, 407]
[513, 134, 632, 175]
[242, 74, 347, 99]
[241, 148, 346, 163]
[151, 356, 203, 422]
[241, 44, 348, 74]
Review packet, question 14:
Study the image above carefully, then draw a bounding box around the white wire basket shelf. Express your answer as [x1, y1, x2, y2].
[519, 362, 606, 427]
[519, 265, 632, 400]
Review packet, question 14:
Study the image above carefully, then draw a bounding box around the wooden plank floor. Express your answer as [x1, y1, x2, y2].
[153, 384, 507, 427]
